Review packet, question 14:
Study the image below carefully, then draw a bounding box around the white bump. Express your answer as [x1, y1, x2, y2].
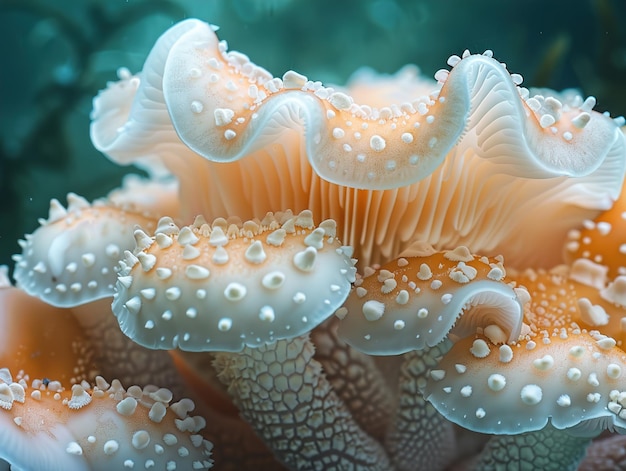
[209, 227, 228, 246]
[103, 440, 119, 455]
[520, 384, 542, 405]
[417, 263, 432, 280]
[212, 246, 229, 264]
[469, 339, 490, 358]
[214, 108, 234, 126]
[328, 92, 353, 110]
[258, 306, 275, 322]
[369, 135, 386, 152]
[487, 374, 506, 392]
[395, 290, 409, 305]
[156, 268, 172, 280]
[191, 100, 204, 114]
[401, 132, 413, 143]
[116, 397, 137, 416]
[244, 241, 267, 264]
[597, 337, 617, 350]
[332, 127, 345, 139]
[131, 430, 150, 450]
[165, 287, 181, 301]
[82, 253, 96, 267]
[362, 300, 385, 321]
[304, 228, 325, 249]
[185, 265, 210, 280]
[66, 442, 83, 456]
[533, 355, 554, 371]
[125, 297, 142, 315]
[293, 247, 317, 272]
[262, 271, 285, 289]
[569, 346, 585, 358]
[218, 318, 233, 331]
[607, 363, 622, 379]
[282, 70, 307, 89]
[430, 370, 446, 381]
[567, 368, 582, 381]
[557, 394, 571, 407]
[499, 345, 514, 363]
[224, 282, 246, 301]
[430, 279, 443, 290]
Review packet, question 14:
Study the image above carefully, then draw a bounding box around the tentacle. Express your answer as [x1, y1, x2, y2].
[578, 434, 626, 471]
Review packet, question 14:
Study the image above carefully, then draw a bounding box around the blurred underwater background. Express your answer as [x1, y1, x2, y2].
[1, 0, 625, 269]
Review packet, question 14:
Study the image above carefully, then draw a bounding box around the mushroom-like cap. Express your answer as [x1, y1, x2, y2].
[161, 20, 468, 190]
[112, 210, 356, 352]
[335, 246, 524, 355]
[162, 21, 626, 189]
[12, 193, 159, 307]
[90, 19, 204, 175]
[424, 266, 626, 436]
[91, 18, 626, 269]
[425, 328, 626, 436]
[578, 434, 626, 470]
[0, 370, 213, 470]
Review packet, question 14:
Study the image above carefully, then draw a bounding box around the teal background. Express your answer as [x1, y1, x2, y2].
[1, 0, 625, 271]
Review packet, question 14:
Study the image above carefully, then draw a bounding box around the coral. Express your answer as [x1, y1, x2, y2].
[3, 15, 626, 471]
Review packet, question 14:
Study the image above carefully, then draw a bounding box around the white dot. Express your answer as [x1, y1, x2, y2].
[370, 135, 386, 152]
[224, 282, 246, 301]
[362, 300, 385, 321]
[259, 306, 275, 322]
[332, 127, 345, 139]
[190, 100, 204, 113]
[520, 384, 542, 405]
[401, 132, 413, 143]
[487, 374, 506, 391]
[218, 318, 233, 331]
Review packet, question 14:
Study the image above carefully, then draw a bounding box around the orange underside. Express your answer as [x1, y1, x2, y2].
[0, 287, 96, 384]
